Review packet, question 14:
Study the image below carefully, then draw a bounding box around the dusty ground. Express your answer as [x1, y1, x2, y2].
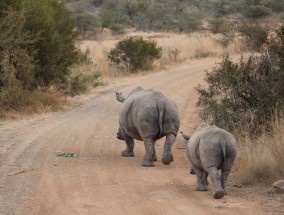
[0, 57, 283, 215]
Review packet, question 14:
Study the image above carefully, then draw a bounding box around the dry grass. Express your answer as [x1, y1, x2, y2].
[79, 31, 247, 79]
[233, 115, 284, 185]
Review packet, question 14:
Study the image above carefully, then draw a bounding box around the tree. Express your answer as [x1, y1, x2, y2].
[268, 25, 284, 102]
[0, 9, 37, 91]
[244, 5, 272, 18]
[100, 0, 130, 30]
[75, 12, 101, 37]
[22, 0, 80, 87]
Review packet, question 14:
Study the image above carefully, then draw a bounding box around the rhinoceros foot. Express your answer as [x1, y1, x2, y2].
[195, 184, 208, 191]
[121, 150, 134, 157]
[142, 159, 154, 167]
[213, 189, 225, 199]
[161, 153, 174, 165]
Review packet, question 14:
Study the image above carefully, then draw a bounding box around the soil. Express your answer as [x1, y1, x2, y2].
[0, 57, 283, 215]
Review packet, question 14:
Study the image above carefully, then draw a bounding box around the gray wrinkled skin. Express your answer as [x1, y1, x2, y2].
[184, 124, 237, 199]
[116, 87, 180, 167]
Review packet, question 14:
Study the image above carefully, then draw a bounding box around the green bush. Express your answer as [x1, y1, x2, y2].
[195, 54, 278, 133]
[268, 25, 284, 104]
[196, 25, 284, 134]
[108, 36, 162, 73]
[68, 61, 102, 96]
[244, 5, 272, 18]
[69, 71, 102, 96]
[238, 21, 268, 52]
[209, 18, 233, 35]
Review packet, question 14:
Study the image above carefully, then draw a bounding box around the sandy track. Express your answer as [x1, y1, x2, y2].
[0, 57, 281, 215]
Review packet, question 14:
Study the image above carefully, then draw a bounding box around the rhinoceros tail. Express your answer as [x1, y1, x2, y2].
[115, 92, 125, 103]
[220, 139, 227, 170]
[180, 131, 190, 141]
[157, 100, 165, 136]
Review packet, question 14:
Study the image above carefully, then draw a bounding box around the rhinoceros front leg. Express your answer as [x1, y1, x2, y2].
[142, 138, 156, 167]
[161, 133, 175, 165]
[206, 167, 225, 199]
[121, 135, 135, 157]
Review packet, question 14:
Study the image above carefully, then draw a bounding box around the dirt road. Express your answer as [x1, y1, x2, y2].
[0, 57, 281, 215]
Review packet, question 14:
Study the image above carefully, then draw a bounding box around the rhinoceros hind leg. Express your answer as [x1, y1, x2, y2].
[213, 190, 225, 199]
[161, 133, 175, 165]
[161, 152, 173, 165]
[207, 166, 225, 199]
[142, 138, 156, 167]
[193, 165, 208, 191]
[142, 159, 154, 167]
[121, 150, 134, 157]
[121, 136, 135, 157]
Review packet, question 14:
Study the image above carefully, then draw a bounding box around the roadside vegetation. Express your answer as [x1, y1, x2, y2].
[196, 25, 284, 184]
[0, 0, 283, 186]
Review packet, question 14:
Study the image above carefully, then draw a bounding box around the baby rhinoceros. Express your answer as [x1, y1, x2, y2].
[182, 124, 237, 199]
[116, 87, 180, 167]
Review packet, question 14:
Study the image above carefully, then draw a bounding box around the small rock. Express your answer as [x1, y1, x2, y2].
[232, 181, 243, 188]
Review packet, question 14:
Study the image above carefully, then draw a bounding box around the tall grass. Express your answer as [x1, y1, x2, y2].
[233, 114, 284, 185]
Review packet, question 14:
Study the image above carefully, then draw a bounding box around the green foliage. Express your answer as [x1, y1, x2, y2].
[196, 54, 277, 133]
[0, 1, 84, 116]
[196, 25, 284, 133]
[75, 12, 101, 37]
[108, 36, 162, 73]
[268, 0, 284, 12]
[22, 0, 80, 88]
[0, 9, 37, 91]
[69, 71, 102, 96]
[209, 18, 233, 34]
[68, 61, 102, 96]
[244, 5, 272, 18]
[238, 21, 268, 52]
[100, 1, 130, 32]
[209, 18, 235, 47]
[268, 25, 284, 103]
[0, 8, 44, 116]
[110, 23, 125, 36]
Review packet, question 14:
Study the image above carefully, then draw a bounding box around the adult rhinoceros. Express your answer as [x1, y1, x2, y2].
[182, 124, 237, 199]
[115, 87, 180, 167]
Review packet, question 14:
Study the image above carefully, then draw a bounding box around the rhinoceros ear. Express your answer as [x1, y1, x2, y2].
[115, 92, 125, 103]
[180, 131, 190, 141]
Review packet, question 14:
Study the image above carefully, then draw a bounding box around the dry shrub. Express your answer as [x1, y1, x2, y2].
[233, 115, 284, 185]
[0, 89, 63, 119]
[269, 113, 284, 166]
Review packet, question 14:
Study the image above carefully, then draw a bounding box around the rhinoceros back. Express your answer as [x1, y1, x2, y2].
[119, 89, 179, 140]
